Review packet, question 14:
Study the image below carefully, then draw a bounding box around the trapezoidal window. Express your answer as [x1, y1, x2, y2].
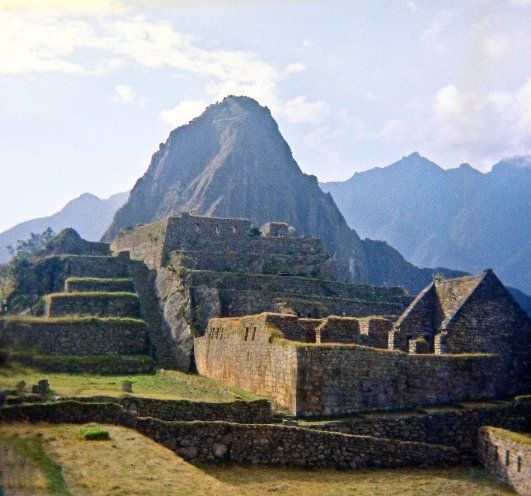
[232, 226, 237, 234]
[244, 327, 249, 341]
[215, 225, 220, 234]
[252, 327, 257, 340]
[196, 223, 200, 232]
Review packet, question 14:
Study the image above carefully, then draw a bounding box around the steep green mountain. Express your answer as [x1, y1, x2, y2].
[321, 152, 531, 295]
[102, 97, 463, 294]
[0, 192, 129, 264]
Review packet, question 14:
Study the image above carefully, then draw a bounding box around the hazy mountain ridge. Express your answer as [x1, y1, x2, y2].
[103, 96, 463, 294]
[0, 191, 129, 264]
[321, 152, 531, 295]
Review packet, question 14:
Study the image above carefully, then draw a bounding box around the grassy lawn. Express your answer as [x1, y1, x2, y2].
[0, 365, 239, 402]
[0, 423, 514, 496]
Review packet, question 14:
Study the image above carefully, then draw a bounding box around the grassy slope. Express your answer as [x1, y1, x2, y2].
[0, 367, 237, 402]
[0, 423, 514, 496]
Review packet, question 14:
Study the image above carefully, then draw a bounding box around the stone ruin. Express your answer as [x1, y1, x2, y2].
[2, 213, 531, 419]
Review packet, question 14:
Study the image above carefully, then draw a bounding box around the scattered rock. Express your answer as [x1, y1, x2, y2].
[31, 380, 50, 394]
[121, 381, 133, 393]
[177, 446, 198, 460]
[213, 443, 228, 458]
[15, 380, 26, 391]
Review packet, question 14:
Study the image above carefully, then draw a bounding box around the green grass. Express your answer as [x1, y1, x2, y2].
[0, 366, 240, 402]
[483, 426, 531, 445]
[44, 291, 138, 298]
[65, 277, 133, 282]
[79, 427, 110, 440]
[0, 315, 146, 324]
[1, 427, 72, 495]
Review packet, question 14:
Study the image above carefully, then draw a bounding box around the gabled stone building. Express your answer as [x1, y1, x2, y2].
[392, 269, 531, 355]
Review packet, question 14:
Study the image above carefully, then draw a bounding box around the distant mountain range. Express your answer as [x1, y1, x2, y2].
[320, 152, 531, 296]
[102, 96, 465, 294]
[0, 192, 129, 264]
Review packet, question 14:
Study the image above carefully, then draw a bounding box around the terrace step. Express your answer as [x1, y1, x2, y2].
[44, 292, 141, 318]
[65, 277, 135, 293]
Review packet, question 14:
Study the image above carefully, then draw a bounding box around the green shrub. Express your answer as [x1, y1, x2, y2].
[247, 225, 261, 237]
[79, 427, 110, 441]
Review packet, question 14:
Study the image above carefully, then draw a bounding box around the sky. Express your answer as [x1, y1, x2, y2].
[1, 0, 531, 233]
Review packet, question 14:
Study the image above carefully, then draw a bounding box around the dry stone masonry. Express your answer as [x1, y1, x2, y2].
[479, 427, 531, 495]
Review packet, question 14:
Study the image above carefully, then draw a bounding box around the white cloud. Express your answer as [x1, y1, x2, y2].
[421, 11, 453, 53]
[0, 10, 329, 129]
[111, 84, 148, 104]
[302, 39, 312, 47]
[284, 96, 330, 124]
[283, 62, 305, 75]
[113, 84, 135, 102]
[160, 99, 207, 128]
[368, 77, 531, 169]
[406, 1, 418, 12]
[0, 0, 126, 12]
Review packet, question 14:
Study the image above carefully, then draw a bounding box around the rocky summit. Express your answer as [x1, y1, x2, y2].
[103, 96, 462, 293]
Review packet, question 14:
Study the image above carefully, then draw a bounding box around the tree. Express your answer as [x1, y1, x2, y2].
[6, 227, 55, 260]
[0, 228, 55, 314]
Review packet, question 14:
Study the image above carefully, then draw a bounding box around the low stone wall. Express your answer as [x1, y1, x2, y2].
[188, 270, 409, 302]
[44, 292, 141, 318]
[479, 426, 531, 495]
[68, 397, 271, 423]
[0, 401, 135, 427]
[65, 277, 135, 293]
[136, 417, 459, 468]
[169, 249, 337, 280]
[300, 397, 531, 463]
[219, 289, 407, 319]
[0, 317, 148, 355]
[9, 353, 155, 374]
[33, 255, 131, 294]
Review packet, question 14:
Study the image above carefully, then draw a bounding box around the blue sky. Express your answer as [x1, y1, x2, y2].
[1, 0, 531, 232]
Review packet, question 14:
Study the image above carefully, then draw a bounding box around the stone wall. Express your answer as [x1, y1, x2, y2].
[65, 277, 135, 293]
[69, 396, 271, 423]
[186, 270, 408, 301]
[169, 249, 337, 280]
[219, 290, 407, 320]
[195, 315, 299, 412]
[30, 254, 131, 296]
[44, 292, 141, 318]
[479, 426, 531, 495]
[195, 313, 530, 416]
[0, 317, 148, 355]
[0, 400, 136, 426]
[136, 417, 459, 468]
[302, 397, 531, 463]
[112, 219, 169, 268]
[0, 401, 458, 469]
[296, 345, 525, 416]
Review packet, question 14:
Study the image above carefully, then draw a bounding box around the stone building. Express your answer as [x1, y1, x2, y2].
[194, 266, 531, 416]
[392, 269, 531, 355]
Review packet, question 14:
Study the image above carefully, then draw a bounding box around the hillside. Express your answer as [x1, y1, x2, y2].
[0, 192, 128, 264]
[320, 153, 531, 296]
[102, 96, 463, 294]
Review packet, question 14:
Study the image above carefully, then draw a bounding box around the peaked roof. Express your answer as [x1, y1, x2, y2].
[395, 269, 495, 329]
[436, 272, 486, 328]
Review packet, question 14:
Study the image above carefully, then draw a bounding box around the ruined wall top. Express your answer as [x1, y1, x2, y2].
[110, 213, 337, 278]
